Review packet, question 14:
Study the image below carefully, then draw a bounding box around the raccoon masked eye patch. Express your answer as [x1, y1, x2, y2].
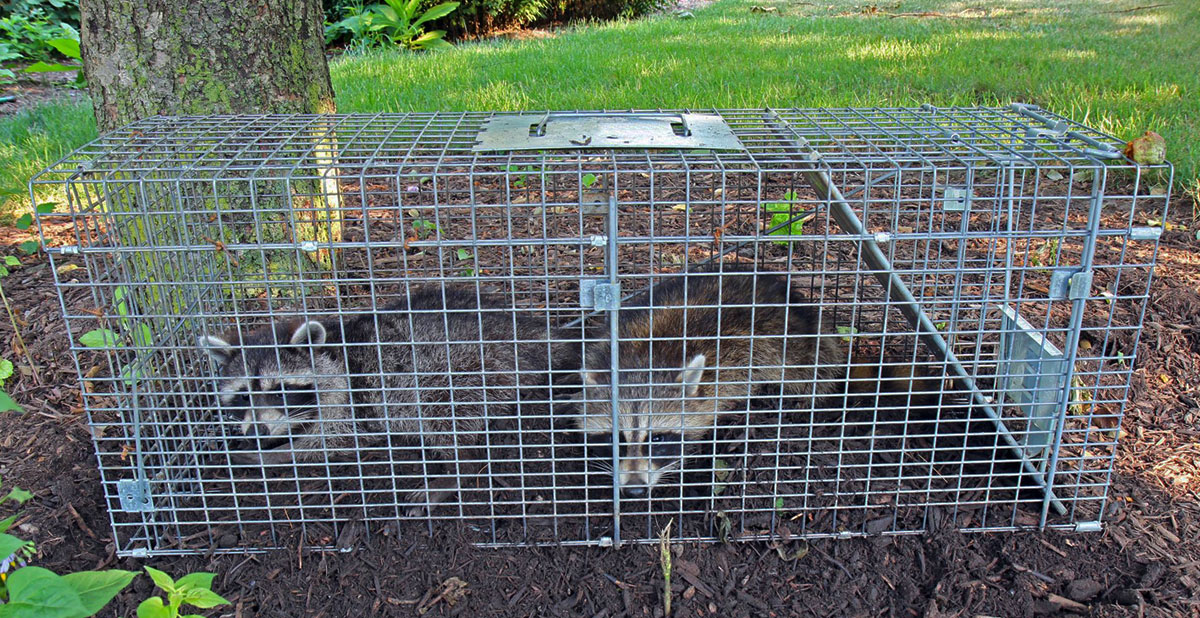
[649, 432, 684, 460]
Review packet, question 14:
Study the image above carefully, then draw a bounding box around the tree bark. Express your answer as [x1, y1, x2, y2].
[80, 0, 335, 132]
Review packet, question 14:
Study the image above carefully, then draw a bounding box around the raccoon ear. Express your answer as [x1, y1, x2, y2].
[289, 321, 327, 347]
[198, 335, 235, 365]
[677, 354, 707, 398]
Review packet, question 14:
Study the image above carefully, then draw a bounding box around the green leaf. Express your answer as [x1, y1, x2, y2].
[61, 570, 138, 614]
[455, 248, 471, 261]
[3, 486, 33, 504]
[78, 329, 120, 348]
[0, 390, 23, 413]
[13, 213, 32, 230]
[0, 358, 14, 383]
[0, 514, 17, 533]
[134, 324, 153, 347]
[136, 597, 170, 618]
[0, 531, 29, 560]
[413, 2, 460, 28]
[178, 586, 230, 609]
[0, 566, 89, 618]
[0, 265, 8, 278]
[46, 38, 81, 60]
[35, 202, 56, 215]
[143, 566, 176, 594]
[113, 286, 130, 317]
[23, 61, 78, 73]
[4, 256, 19, 266]
[582, 173, 597, 188]
[174, 572, 216, 591]
[18, 241, 38, 255]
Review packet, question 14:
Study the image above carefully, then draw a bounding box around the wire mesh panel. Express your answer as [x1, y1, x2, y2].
[32, 105, 1170, 556]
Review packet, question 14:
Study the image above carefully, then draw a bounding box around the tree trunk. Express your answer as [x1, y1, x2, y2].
[80, 0, 335, 132]
[79, 0, 341, 287]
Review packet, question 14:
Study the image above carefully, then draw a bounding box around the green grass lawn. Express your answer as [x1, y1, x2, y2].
[3, 0, 1197, 219]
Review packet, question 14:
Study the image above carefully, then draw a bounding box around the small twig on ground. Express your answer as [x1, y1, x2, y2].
[1012, 562, 1055, 584]
[0, 280, 41, 385]
[1102, 3, 1171, 13]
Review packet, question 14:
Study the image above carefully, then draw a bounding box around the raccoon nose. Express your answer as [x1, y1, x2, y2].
[622, 485, 647, 498]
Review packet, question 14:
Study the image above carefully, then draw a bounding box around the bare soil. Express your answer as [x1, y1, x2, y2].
[0, 71, 85, 116]
[0, 187, 1198, 617]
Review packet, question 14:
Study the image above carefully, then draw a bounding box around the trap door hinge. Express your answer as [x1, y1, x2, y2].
[117, 478, 154, 513]
[1048, 269, 1093, 301]
[580, 279, 621, 311]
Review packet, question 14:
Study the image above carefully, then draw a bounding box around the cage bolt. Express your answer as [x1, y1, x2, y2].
[590, 235, 607, 247]
[299, 241, 319, 252]
[874, 231, 893, 243]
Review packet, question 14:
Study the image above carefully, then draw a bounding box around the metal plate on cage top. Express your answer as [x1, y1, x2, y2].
[473, 112, 745, 151]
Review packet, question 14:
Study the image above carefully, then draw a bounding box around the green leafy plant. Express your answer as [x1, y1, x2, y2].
[22, 33, 83, 86]
[507, 164, 536, 189]
[406, 209, 440, 240]
[0, 478, 136, 618]
[76, 285, 153, 385]
[325, 1, 378, 52]
[135, 567, 229, 618]
[368, 0, 460, 51]
[762, 191, 810, 246]
[0, 13, 71, 60]
[454, 247, 474, 277]
[0, 253, 35, 410]
[581, 173, 598, 188]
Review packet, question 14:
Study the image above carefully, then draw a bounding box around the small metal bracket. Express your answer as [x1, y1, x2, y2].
[1128, 226, 1163, 241]
[1074, 520, 1103, 533]
[474, 113, 745, 151]
[580, 280, 621, 311]
[117, 478, 154, 513]
[938, 185, 971, 212]
[1068, 271, 1093, 300]
[1048, 268, 1092, 301]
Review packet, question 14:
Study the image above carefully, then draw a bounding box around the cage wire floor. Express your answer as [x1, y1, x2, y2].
[32, 105, 1170, 556]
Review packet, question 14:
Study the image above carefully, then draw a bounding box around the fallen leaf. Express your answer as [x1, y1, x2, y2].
[1123, 130, 1166, 165]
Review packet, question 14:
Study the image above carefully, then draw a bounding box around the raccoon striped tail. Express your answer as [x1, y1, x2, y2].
[845, 354, 957, 412]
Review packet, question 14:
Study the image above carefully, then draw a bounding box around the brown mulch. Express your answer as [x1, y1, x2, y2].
[0, 71, 85, 117]
[0, 188, 1198, 617]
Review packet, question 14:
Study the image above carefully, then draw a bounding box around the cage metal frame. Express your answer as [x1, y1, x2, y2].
[31, 104, 1170, 556]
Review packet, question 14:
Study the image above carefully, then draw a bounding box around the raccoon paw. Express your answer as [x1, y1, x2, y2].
[404, 476, 461, 517]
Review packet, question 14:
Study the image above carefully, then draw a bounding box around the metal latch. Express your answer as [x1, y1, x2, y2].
[117, 478, 154, 512]
[580, 279, 621, 311]
[1048, 269, 1093, 301]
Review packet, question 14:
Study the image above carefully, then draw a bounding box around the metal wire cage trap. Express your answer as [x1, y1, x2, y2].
[32, 105, 1170, 557]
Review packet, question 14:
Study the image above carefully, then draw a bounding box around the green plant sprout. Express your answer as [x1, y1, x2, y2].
[135, 567, 229, 618]
[581, 173, 598, 188]
[762, 191, 809, 246]
[507, 165, 537, 189]
[454, 248, 475, 277]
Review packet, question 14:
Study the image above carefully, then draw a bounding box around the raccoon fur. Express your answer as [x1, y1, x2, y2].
[199, 286, 573, 510]
[566, 266, 848, 496]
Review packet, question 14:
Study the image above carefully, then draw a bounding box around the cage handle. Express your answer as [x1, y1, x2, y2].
[529, 112, 691, 138]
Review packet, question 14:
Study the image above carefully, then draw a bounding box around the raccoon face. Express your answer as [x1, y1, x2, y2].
[199, 320, 350, 463]
[570, 354, 717, 496]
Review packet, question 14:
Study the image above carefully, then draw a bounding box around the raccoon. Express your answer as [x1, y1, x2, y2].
[199, 286, 573, 509]
[566, 266, 848, 496]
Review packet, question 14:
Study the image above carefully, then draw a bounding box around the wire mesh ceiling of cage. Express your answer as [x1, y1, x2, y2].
[30, 105, 1172, 556]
